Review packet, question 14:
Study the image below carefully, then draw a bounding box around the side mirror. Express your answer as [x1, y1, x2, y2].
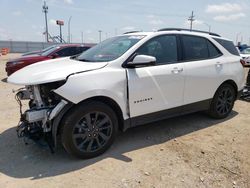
[127, 55, 156, 68]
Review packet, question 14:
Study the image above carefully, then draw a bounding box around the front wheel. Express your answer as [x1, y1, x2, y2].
[61, 101, 118, 159]
[208, 84, 236, 119]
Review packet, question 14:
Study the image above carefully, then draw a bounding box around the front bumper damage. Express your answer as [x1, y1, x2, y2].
[15, 85, 68, 152]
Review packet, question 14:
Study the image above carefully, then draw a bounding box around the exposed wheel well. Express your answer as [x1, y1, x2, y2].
[218, 80, 238, 98]
[77, 96, 125, 132]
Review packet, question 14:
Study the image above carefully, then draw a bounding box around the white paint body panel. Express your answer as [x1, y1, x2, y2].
[183, 55, 244, 104]
[54, 66, 129, 119]
[127, 63, 185, 117]
[7, 57, 107, 85]
[7, 30, 245, 122]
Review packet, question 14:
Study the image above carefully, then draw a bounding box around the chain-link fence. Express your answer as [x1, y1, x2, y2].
[0, 41, 95, 53]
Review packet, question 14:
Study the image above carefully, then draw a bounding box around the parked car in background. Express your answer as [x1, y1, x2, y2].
[237, 44, 250, 52]
[6, 44, 92, 76]
[22, 45, 57, 56]
[240, 48, 250, 66]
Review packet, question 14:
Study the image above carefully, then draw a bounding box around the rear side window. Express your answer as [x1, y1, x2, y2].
[182, 35, 208, 61]
[207, 40, 222, 58]
[213, 38, 239, 56]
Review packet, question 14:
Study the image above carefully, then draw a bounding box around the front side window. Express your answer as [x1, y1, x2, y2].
[76, 35, 145, 62]
[182, 35, 209, 61]
[135, 35, 178, 64]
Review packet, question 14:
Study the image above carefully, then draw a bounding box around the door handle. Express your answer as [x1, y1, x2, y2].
[171, 67, 183, 74]
[216, 62, 222, 67]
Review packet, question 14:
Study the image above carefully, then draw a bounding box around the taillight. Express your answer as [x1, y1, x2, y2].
[240, 59, 246, 67]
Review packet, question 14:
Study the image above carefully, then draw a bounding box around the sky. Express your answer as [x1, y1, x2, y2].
[0, 0, 250, 44]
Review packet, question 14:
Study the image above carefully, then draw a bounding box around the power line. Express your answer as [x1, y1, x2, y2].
[188, 11, 195, 31]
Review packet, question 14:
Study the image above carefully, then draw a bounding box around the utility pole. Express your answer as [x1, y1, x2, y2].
[98, 30, 102, 43]
[188, 11, 195, 31]
[59, 25, 62, 43]
[42, 1, 49, 42]
[68, 16, 72, 43]
[236, 32, 241, 45]
[81, 31, 84, 44]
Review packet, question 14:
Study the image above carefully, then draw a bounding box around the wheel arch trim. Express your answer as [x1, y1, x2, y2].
[52, 95, 129, 148]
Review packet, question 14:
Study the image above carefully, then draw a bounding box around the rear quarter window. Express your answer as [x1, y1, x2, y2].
[213, 38, 239, 56]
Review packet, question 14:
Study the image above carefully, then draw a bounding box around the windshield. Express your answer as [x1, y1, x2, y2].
[76, 35, 145, 62]
[42, 45, 56, 53]
[242, 48, 250, 54]
[42, 46, 60, 56]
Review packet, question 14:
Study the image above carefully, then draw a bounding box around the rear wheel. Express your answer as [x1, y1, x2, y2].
[208, 83, 236, 119]
[61, 101, 118, 159]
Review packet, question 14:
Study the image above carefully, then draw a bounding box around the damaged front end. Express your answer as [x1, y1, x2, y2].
[15, 81, 69, 152]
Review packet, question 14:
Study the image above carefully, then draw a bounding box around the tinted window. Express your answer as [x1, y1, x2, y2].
[213, 38, 239, 56]
[77, 47, 90, 54]
[56, 47, 78, 57]
[182, 35, 208, 61]
[207, 40, 222, 58]
[136, 35, 178, 64]
[76, 35, 145, 62]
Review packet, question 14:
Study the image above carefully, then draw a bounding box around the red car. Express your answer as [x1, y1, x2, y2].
[6, 44, 92, 76]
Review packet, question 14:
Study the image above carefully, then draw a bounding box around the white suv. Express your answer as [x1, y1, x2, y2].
[8, 28, 245, 158]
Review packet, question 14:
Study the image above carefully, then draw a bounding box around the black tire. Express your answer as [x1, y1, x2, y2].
[246, 69, 250, 86]
[208, 83, 236, 119]
[61, 101, 118, 159]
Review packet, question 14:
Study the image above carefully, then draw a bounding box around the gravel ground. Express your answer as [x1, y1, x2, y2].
[0, 54, 249, 188]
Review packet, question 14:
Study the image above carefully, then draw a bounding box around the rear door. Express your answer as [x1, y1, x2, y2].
[127, 35, 186, 118]
[181, 35, 224, 105]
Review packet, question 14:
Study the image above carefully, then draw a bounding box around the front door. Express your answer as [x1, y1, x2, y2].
[127, 35, 186, 118]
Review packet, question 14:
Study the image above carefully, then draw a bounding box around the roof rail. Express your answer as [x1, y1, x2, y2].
[158, 28, 221, 37]
[123, 31, 141, 34]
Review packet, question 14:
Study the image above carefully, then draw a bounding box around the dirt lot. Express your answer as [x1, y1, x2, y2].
[0, 54, 249, 188]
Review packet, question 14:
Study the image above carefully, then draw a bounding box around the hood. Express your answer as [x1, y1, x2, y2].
[8, 54, 44, 63]
[7, 57, 108, 85]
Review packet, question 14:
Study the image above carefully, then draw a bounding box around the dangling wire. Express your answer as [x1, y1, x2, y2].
[15, 92, 23, 116]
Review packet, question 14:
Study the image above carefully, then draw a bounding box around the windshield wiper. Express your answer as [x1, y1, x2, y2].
[70, 54, 81, 59]
[75, 58, 91, 62]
